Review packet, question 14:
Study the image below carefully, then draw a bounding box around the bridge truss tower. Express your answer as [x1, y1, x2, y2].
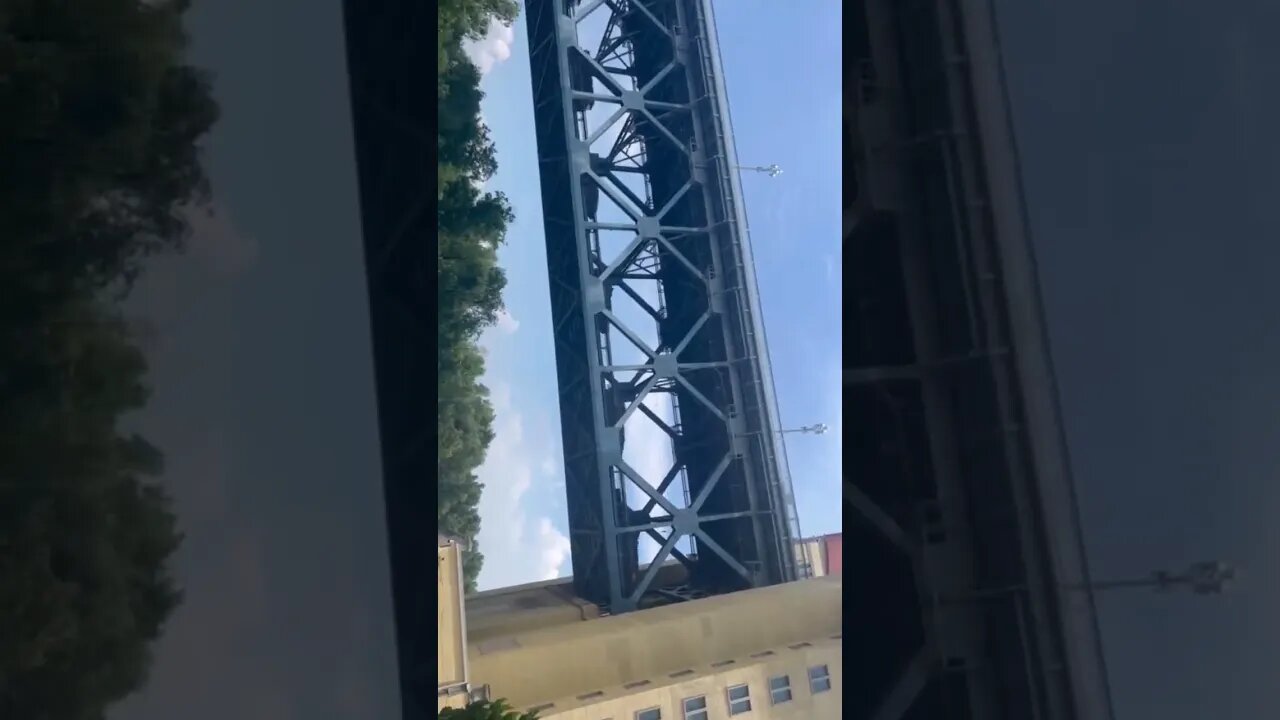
[525, 0, 803, 614]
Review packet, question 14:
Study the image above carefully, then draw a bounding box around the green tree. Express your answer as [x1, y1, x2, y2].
[435, 0, 523, 591]
[1, 0, 217, 715]
[0, 303, 186, 718]
[0, 0, 219, 301]
[440, 699, 540, 720]
[437, 0, 518, 71]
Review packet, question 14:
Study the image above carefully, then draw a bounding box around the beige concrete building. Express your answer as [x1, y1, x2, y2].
[438, 535, 470, 711]
[441, 548, 842, 719]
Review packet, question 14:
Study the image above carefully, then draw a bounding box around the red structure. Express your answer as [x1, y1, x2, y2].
[822, 534, 843, 575]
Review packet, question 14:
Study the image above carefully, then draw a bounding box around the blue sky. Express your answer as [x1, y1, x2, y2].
[465, 1, 842, 591]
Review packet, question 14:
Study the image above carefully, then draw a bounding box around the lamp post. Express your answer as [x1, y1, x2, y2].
[737, 163, 783, 178]
[960, 560, 1239, 603]
[778, 423, 829, 436]
[1070, 561, 1238, 596]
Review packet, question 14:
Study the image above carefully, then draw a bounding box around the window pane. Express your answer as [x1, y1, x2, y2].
[768, 675, 790, 692]
[637, 709, 662, 720]
[808, 664, 832, 693]
[727, 685, 752, 716]
[683, 696, 707, 714]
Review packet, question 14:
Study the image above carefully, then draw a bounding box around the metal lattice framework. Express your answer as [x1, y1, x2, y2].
[526, 0, 801, 613]
[844, 0, 1115, 719]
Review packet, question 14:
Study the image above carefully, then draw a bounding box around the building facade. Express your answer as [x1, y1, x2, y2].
[440, 544, 842, 718]
[794, 534, 844, 578]
[438, 535, 470, 711]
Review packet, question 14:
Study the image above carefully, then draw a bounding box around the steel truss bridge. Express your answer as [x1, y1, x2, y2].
[525, 0, 804, 614]
[846, 0, 1115, 719]
[341, 0, 1119, 717]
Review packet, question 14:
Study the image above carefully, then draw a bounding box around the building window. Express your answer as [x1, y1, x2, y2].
[682, 695, 708, 720]
[808, 665, 832, 694]
[768, 675, 792, 705]
[636, 707, 661, 720]
[727, 684, 752, 715]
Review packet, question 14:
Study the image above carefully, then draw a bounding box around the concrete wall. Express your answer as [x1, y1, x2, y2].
[466, 576, 602, 644]
[468, 575, 842, 712]
[541, 638, 842, 720]
[438, 541, 467, 705]
[795, 537, 827, 577]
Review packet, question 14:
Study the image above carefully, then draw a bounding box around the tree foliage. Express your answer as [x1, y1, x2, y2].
[440, 698, 539, 720]
[0, 0, 218, 716]
[437, 0, 518, 72]
[436, 2, 519, 593]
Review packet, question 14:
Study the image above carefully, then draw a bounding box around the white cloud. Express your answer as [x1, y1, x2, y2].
[536, 518, 573, 581]
[539, 456, 557, 478]
[185, 202, 258, 277]
[474, 382, 572, 589]
[495, 308, 520, 335]
[464, 19, 516, 76]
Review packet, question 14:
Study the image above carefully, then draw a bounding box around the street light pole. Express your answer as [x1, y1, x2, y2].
[1068, 561, 1238, 596]
[736, 163, 783, 178]
[951, 561, 1238, 604]
[778, 423, 829, 436]
[758, 420, 826, 580]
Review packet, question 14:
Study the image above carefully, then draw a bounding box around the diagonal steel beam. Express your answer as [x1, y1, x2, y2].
[616, 459, 679, 516]
[693, 529, 754, 584]
[637, 402, 680, 441]
[601, 231, 646, 280]
[642, 464, 684, 515]
[871, 649, 936, 720]
[675, 311, 712, 355]
[640, 60, 678, 95]
[615, 374, 657, 427]
[630, 529, 682, 603]
[587, 106, 627, 146]
[653, 232, 705, 280]
[691, 453, 733, 511]
[615, 278, 664, 323]
[624, 0, 672, 40]
[674, 373, 727, 422]
[593, 169, 645, 219]
[844, 474, 921, 559]
[657, 180, 693, 221]
[573, 0, 608, 21]
[647, 528, 694, 571]
[602, 308, 658, 358]
[640, 107, 691, 157]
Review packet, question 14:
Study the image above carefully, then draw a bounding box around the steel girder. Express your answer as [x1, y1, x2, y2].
[846, 0, 1115, 719]
[341, 1, 440, 717]
[526, 0, 799, 613]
